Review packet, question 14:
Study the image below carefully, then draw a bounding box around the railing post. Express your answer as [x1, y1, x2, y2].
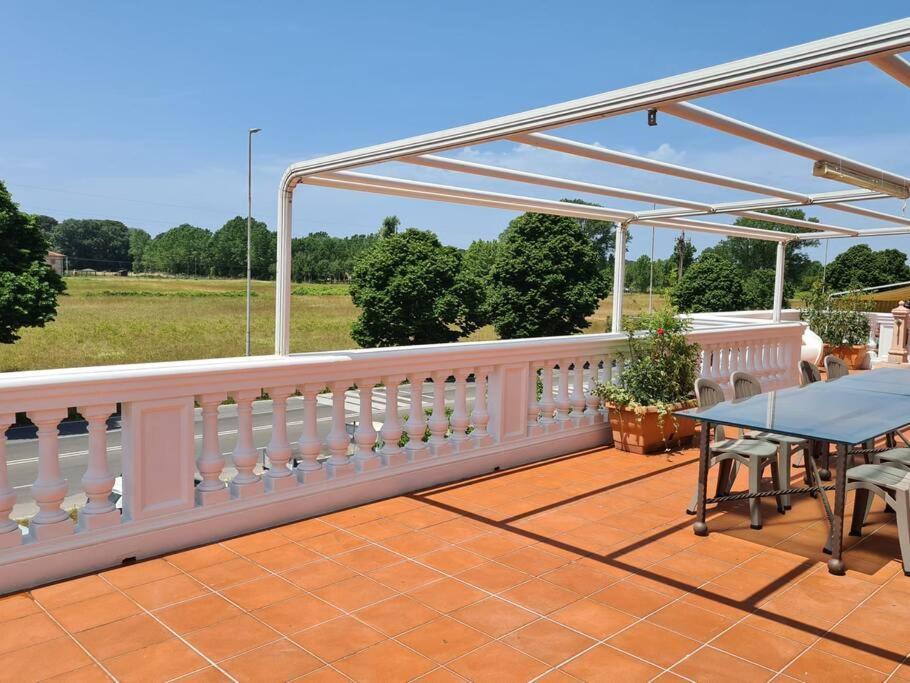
[0, 415, 22, 548]
[450, 368, 471, 447]
[265, 385, 297, 491]
[539, 360, 557, 428]
[229, 389, 264, 497]
[526, 362, 543, 436]
[488, 363, 531, 443]
[405, 374, 429, 460]
[353, 378, 381, 471]
[555, 360, 572, 423]
[196, 393, 229, 505]
[471, 366, 494, 447]
[380, 375, 407, 466]
[76, 403, 119, 531]
[28, 408, 73, 540]
[428, 372, 454, 456]
[570, 357, 586, 425]
[297, 384, 327, 483]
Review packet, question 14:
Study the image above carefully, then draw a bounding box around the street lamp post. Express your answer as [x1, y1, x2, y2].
[246, 127, 262, 356]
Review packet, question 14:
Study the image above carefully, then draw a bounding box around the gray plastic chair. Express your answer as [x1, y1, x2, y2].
[799, 360, 821, 387]
[731, 371, 807, 510]
[847, 462, 910, 576]
[824, 354, 850, 380]
[686, 378, 784, 529]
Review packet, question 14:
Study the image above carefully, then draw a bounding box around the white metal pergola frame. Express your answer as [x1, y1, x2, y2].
[273, 19, 910, 354]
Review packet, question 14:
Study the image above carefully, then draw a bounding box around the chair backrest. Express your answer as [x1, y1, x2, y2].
[799, 360, 821, 386]
[730, 371, 762, 399]
[824, 354, 850, 380]
[694, 378, 726, 409]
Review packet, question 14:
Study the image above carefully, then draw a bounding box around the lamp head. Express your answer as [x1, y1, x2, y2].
[249, 127, 262, 134]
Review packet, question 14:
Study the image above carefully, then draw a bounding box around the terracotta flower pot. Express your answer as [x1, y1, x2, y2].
[607, 402, 697, 454]
[822, 343, 867, 370]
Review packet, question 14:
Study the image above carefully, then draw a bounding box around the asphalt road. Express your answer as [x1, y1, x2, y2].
[8, 384, 464, 519]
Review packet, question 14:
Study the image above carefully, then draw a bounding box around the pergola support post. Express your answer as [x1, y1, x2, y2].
[772, 241, 786, 323]
[274, 185, 294, 356]
[611, 223, 628, 333]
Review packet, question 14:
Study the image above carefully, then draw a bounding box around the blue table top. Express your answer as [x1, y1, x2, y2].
[676, 378, 910, 444]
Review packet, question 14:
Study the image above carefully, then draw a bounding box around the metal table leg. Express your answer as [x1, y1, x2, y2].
[694, 422, 710, 536]
[828, 443, 848, 575]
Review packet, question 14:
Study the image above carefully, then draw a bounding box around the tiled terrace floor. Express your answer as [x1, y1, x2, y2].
[3, 441, 910, 682]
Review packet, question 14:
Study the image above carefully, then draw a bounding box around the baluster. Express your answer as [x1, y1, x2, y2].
[570, 358, 586, 425]
[77, 403, 119, 530]
[450, 369, 471, 448]
[405, 374, 429, 460]
[539, 360, 557, 426]
[472, 366, 494, 446]
[297, 384, 327, 482]
[527, 363, 542, 435]
[353, 378, 381, 471]
[265, 385, 296, 491]
[28, 408, 73, 540]
[0, 415, 22, 547]
[599, 356, 612, 417]
[428, 372, 454, 456]
[229, 390, 264, 497]
[326, 381, 354, 477]
[555, 360, 571, 423]
[196, 393, 229, 504]
[584, 358, 600, 421]
[380, 375, 407, 466]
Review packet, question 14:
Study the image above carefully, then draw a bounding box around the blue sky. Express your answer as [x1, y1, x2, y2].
[2, 1, 909, 262]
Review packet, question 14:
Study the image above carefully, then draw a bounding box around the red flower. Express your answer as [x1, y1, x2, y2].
[657, 328, 665, 336]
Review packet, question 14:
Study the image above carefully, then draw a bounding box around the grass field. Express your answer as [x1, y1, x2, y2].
[0, 276, 666, 372]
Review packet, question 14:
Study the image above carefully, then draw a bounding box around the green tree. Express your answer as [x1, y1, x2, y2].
[51, 218, 131, 270]
[210, 216, 276, 279]
[670, 252, 747, 313]
[349, 228, 482, 347]
[291, 231, 377, 282]
[0, 181, 66, 343]
[128, 228, 151, 272]
[561, 198, 619, 271]
[489, 212, 606, 338]
[742, 268, 792, 309]
[461, 239, 499, 325]
[825, 244, 910, 292]
[30, 214, 58, 239]
[141, 224, 212, 275]
[378, 215, 400, 238]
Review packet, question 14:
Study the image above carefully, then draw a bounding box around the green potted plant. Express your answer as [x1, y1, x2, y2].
[594, 306, 701, 454]
[801, 285, 870, 369]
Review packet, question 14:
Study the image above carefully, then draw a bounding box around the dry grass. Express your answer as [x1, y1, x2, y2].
[0, 277, 667, 372]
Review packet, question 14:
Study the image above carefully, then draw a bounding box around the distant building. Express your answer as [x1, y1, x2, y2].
[45, 251, 65, 275]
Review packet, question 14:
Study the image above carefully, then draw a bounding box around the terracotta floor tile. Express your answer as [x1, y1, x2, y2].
[349, 517, 414, 541]
[48, 589, 141, 632]
[31, 574, 114, 609]
[392, 506, 457, 530]
[383, 531, 450, 557]
[171, 667, 232, 682]
[398, 616, 489, 663]
[185, 613, 278, 662]
[419, 546, 486, 574]
[459, 533, 527, 559]
[322, 504, 383, 527]
[713, 623, 808, 671]
[369, 560, 445, 592]
[155, 593, 244, 634]
[101, 558, 182, 589]
[42, 663, 112, 682]
[647, 601, 735, 642]
[457, 561, 529, 593]
[293, 666, 351, 682]
[811, 630, 902, 677]
[408, 578, 487, 613]
[166, 544, 239, 572]
[335, 638, 435, 682]
[221, 638, 322, 681]
[354, 594, 438, 636]
[313, 574, 396, 612]
[451, 597, 537, 637]
[672, 646, 772, 682]
[608, 621, 701, 669]
[334, 545, 400, 573]
[104, 637, 208, 682]
[501, 579, 578, 614]
[246, 542, 320, 572]
[300, 529, 369, 556]
[252, 593, 343, 634]
[425, 518, 489, 543]
[502, 619, 595, 666]
[281, 559, 356, 591]
[0, 635, 92, 681]
[414, 667, 469, 682]
[222, 529, 288, 556]
[0, 612, 64, 655]
[290, 616, 385, 662]
[76, 614, 172, 661]
[498, 546, 570, 576]
[541, 562, 619, 596]
[551, 598, 638, 639]
[449, 641, 549, 682]
[276, 518, 336, 541]
[189, 557, 269, 590]
[124, 573, 210, 609]
[562, 645, 660, 683]
[221, 575, 302, 611]
[0, 594, 40, 623]
[590, 581, 674, 617]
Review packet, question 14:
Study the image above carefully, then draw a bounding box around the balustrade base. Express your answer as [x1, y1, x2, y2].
[28, 519, 74, 542]
[77, 509, 121, 532]
[430, 441, 455, 457]
[0, 528, 24, 548]
[527, 424, 545, 438]
[297, 466, 328, 484]
[453, 438, 475, 454]
[195, 485, 230, 506]
[406, 447, 432, 462]
[230, 479, 265, 499]
[355, 456, 383, 473]
[381, 451, 408, 467]
[472, 434, 495, 448]
[265, 474, 298, 493]
[327, 462, 356, 479]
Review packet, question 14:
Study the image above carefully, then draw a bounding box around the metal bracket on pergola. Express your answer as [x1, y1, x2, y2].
[273, 19, 910, 354]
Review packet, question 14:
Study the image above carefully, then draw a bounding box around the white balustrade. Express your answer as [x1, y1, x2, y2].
[77, 403, 119, 530]
[0, 317, 803, 593]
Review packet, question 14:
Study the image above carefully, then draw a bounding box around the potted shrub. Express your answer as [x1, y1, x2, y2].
[594, 307, 700, 454]
[801, 286, 870, 369]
